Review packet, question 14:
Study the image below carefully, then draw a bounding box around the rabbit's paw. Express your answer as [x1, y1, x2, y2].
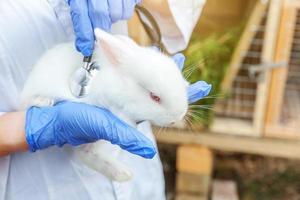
[76, 145, 133, 182]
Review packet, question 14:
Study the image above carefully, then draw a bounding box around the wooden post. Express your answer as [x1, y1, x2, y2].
[265, 0, 299, 138]
[176, 145, 213, 200]
[253, 0, 282, 134]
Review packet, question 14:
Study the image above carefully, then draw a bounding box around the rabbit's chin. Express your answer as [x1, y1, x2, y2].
[149, 119, 177, 128]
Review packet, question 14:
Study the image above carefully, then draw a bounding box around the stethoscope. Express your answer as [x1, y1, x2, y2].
[69, 5, 167, 98]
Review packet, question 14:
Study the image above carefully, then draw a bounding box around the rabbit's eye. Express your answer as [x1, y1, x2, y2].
[150, 92, 161, 103]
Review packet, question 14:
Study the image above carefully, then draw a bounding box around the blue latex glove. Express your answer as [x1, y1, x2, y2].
[25, 101, 156, 159]
[68, 0, 141, 56]
[172, 53, 212, 103]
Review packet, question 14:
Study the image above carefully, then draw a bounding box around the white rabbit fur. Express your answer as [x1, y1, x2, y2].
[21, 28, 188, 182]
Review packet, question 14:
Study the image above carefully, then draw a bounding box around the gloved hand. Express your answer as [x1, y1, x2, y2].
[172, 53, 212, 103]
[68, 0, 141, 56]
[25, 101, 156, 159]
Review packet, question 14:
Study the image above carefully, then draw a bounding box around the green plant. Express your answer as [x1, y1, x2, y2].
[183, 27, 241, 127]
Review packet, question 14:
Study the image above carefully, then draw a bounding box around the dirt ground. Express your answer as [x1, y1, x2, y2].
[158, 144, 300, 200]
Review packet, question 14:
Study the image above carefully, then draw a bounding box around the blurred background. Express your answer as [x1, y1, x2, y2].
[151, 0, 300, 199]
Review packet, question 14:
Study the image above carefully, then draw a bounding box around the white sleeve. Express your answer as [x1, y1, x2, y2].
[142, 0, 206, 53]
[166, 0, 206, 52]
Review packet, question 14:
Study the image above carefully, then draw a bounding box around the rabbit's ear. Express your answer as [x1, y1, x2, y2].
[94, 28, 132, 65]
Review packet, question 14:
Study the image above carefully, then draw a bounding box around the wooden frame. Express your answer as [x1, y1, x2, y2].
[265, 0, 300, 139]
[253, 0, 283, 133]
[212, 0, 282, 137]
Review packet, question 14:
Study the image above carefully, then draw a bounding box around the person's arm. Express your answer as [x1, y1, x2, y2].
[0, 112, 28, 156]
[0, 102, 156, 158]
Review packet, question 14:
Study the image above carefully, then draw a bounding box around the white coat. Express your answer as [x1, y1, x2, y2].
[0, 0, 205, 199]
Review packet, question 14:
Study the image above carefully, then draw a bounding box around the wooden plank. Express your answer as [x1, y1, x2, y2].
[176, 172, 210, 195]
[222, 0, 269, 91]
[154, 128, 300, 159]
[177, 145, 213, 174]
[265, 124, 300, 139]
[211, 117, 256, 137]
[254, 0, 283, 135]
[265, 0, 298, 136]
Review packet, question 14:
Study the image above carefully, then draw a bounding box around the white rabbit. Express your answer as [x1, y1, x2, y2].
[21, 28, 188, 182]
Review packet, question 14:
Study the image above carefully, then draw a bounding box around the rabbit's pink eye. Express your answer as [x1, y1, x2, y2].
[150, 92, 161, 103]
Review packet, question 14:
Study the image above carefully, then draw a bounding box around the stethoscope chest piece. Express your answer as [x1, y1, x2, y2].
[69, 56, 100, 98]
